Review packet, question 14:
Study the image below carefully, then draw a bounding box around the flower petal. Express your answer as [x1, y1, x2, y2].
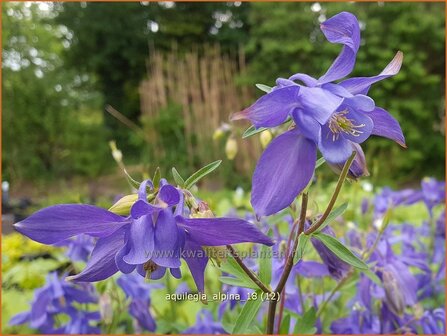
[149, 265, 167, 280]
[115, 233, 137, 274]
[66, 228, 125, 282]
[368, 107, 406, 147]
[152, 210, 181, 268]
[14, 205, 129, 244]
[158, 184, 181, 207]
[289, 73, 318, 87]
[251, 129, 317, 216]
[344, 94, 375, 112]
[138, 179, 154, 200]
[298, 86, 343, 124]
[319, 125, 354, 164]
[170, 267, 182, 279]
[230, 86, 300, 127]
[130, 199, 160, 219]
[124, 215, 155, 265]
[177, 217, 273, 246]
[318, 12, 361, 84]
[327, 142, 369, 179]
[291, 108, 321, 143]
[182, 240, 208, 293]
[339, 51, 403, 95]
[9, 312, 30, 326]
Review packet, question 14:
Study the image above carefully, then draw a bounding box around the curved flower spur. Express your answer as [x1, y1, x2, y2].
[14, 178, 273, 294]
[231, 11, 406, 217]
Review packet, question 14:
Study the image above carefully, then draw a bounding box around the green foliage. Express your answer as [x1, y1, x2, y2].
[2, 3, 110, 182]
[245, 2, 445, 183]
[311, 232, 368, 270]
[232, 290, 263, 334]
[184, 160, 222, 189]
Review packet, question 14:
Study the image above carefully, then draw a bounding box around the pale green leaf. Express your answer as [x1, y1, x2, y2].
[184, 160, 222, 189]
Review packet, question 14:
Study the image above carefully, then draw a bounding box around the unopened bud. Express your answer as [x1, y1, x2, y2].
[382, 269, 405, 317]
[213, 128, 225, 141]
[109, 141, 123, 163]
[259, 130, 273, 148]
[225, 137, 238, 160]
[109, 194, 138, 215]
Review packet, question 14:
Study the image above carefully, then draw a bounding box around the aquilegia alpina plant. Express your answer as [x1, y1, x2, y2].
[11, 11, 444, 336]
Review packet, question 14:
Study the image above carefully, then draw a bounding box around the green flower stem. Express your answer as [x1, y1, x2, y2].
[304, 151, 357, 235]
[226, 245, 272, 294]
[266, 193, 308, 334]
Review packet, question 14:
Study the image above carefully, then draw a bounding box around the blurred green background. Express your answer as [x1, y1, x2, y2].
[2, 1, 445, 202]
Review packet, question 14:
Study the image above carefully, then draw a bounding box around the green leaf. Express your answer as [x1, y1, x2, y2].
[293, 233, 310, 264]
[362, 267, 382, 286]
[219, 254, 258, 289]
[184, 160, 222, 189]
[171, 167, 185, 187]
[279, 313, 291, 334]
[232, 290, 263, 334]
[315, 157, 326, 169]
[219, 276, 259, 290]
[152, 167, 161, 188]
[311, 233, 368, 270]
[314, 202, 348, 233]
[255, 83, 272, 93]
[242, 125, 267, 139]
[123, 168, 140, 189]
[293, 308, 317, 334]
[258, 232, 272, 285]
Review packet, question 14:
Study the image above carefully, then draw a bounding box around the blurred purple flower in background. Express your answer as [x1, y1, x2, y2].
[183, 310, 227, 334]
[9, 272, 99, 334]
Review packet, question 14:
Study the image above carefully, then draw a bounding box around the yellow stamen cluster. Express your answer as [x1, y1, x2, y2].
[328, 110, 365, 141]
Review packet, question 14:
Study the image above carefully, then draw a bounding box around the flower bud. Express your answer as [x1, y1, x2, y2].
[108, 194, 138, 215]
[213, 128, 225, 141]
[259, 130, 273, 148]
[109, 140, 123, 163]
[225, 137, 238, 160]
[382, 269, 405, 317]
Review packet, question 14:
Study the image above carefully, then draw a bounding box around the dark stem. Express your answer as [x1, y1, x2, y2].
[226, 245, 272, 294]
[266, 193, 309, 334]
[304, 151, 356, 235]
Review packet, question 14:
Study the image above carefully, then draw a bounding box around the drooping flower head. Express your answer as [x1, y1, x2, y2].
[231, 12, 405, 216]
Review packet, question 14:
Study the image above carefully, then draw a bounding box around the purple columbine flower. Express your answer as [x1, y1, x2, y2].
[9, 272, 99, 334]
[231, 11, 405, 216]
[14, 179, 273, 295]
[116, 273, 161, 332]
[56, 234, 95, 262]
[421, 177, 445, 215]
[182, 310, 227, 334]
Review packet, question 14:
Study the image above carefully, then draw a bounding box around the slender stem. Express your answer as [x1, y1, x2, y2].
[304, 151, 357, 235]
[316, 269, 353, 318]
[226, 245, 272, 294]
[266, 299, 278, 335]
[266, 193, 308, 334]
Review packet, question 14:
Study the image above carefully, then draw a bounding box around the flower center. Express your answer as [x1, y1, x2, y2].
[143, 260, 158, 278]
[328, 110, 365, 141]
